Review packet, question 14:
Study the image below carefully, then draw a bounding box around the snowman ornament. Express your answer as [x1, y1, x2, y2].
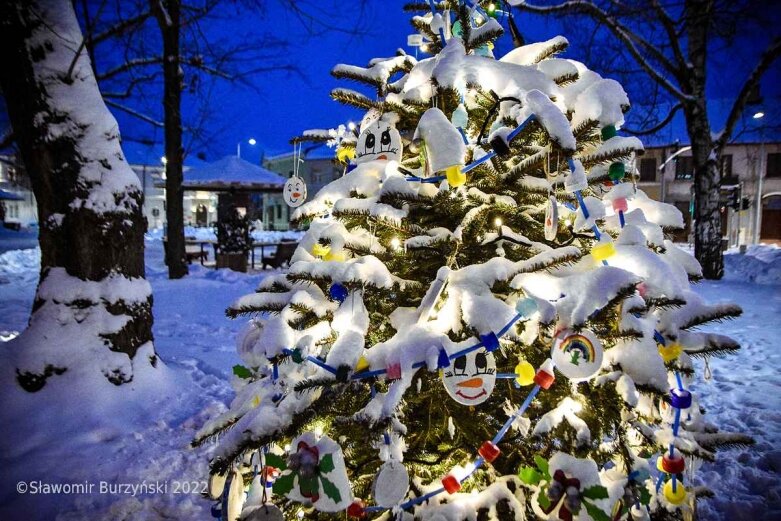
[283, 175, 307, 208]
[442, 348, 497, 405]
[355, 115, 402, 164]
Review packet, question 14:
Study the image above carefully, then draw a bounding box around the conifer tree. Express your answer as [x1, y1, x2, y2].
[195, 3, 750, 519]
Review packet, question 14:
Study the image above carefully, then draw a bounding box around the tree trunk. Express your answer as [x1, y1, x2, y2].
[0, 0, 158, 390]
[686, 0, 724, 280]
[153, 0, 188, 279]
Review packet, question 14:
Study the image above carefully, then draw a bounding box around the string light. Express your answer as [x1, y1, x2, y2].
[390, 237, 402, 250]
[494, 217, 503, 228]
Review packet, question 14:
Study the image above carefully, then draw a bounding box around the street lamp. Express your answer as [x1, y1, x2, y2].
[237, 138, 257, 159]
[753, 111, 765, 119]
[752, 111, 765, 244]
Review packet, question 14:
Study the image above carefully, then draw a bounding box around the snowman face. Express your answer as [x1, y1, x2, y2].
[355, 120, 402, 164]
[442, 349, 496, 405]
[284, 177, 307, 207]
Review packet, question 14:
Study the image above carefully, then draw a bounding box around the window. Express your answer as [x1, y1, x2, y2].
[639, 158, 657, 182]
[675, 156, 694, 180]
[720, 154, 732, 178]
[767, 153, 781, 178]
[276, 205, 282, 219]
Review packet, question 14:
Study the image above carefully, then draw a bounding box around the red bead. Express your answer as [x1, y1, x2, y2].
[534, 369, 555, 389]
[386, 362, 402, 380]
[662, 453, 685, 474]
[478, 441, 501, 463]
[347, 499, 366, 518]
[441, 474, 461, 494]
[612, 197, 628, 213]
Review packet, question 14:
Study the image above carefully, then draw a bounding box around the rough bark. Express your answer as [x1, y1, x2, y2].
[0, 0, 157, 390]
[153, 0, 188, 279]
[686, 0, 724, 279]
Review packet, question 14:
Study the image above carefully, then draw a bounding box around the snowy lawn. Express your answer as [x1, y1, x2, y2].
[0, 242, 778, 520]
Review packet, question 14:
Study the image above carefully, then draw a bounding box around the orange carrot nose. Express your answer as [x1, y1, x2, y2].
[292, 192, 301, 198]
[457, 377, 483, 388]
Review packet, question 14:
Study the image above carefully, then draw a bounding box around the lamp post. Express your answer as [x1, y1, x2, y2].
[237, 137, 257, 159]
[752, 111, 765, 244]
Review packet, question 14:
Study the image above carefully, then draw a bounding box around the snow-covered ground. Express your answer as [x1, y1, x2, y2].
[0, 241, 778, 520]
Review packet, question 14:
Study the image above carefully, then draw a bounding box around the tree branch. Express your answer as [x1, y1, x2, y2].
[623, 102, 683, 136]
[715, 36, 781, 151]
[91, 10, 152, 47]
[96, 56, 163, 81]
[511, 0, 692, 101]
[105, 99, 164, 127]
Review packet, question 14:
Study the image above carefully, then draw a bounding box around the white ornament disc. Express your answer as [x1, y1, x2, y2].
[283, 176, 307, 208]
[223, 470, 245, 521]
[544, 194, 559, 241]
[355, 117, 402, 164]
[551, 329, 603, 380]
[441, 348, 496, 405]
[372, 460, 410, 507]
[208, 471, 227, 500]
[240, 504, 284, 521]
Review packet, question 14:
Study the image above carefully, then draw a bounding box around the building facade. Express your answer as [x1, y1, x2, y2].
[637, 141, 781, 245]
[0, 155, 37, 228]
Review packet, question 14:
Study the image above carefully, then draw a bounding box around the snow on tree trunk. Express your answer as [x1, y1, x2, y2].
[686, 1, 724, 280]
[0, 0, 159, 390]
[153, 0, 189, 280]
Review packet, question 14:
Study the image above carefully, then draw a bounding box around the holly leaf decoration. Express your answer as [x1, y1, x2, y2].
[537, 490, 551, 510]
[272, 472, 295, 496]
[584, 501, 611, 521]
[300, 475, 319, 497]
[320, 476, 342, 503]
[519, 466, 541, 485]
[639, 486, 652, 506]
[582, 485, 609, 500]
[534, 455, 550, 479]
[264, 453, 287, 471]
[319, 453, 335, 474]
[232, 364, 251, 379]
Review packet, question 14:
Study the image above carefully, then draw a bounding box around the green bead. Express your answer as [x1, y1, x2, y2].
[291, 348, 304, 364]
[601, 125, 617, 140]
[609, 162, 625, 181]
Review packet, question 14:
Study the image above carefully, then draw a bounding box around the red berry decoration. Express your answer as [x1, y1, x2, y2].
[441, 474, 461, 494]
[346, 499, 366, 518]
[662, 453, 685, 474]
[478, 441, 501, 463]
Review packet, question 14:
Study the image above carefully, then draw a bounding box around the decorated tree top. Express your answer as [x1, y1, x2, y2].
[196, 2, 749, 520]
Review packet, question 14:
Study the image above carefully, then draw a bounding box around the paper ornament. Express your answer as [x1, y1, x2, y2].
[551, 329, 603, 380]
[372, 460, 409, 507]
[441, 348, 496, 405]
[270, 432, 352, 512]
[240, 503, 284, 521]
[208, 471, 227, 500]
[222, 469, 245, 521]
[544, 194, 558, 241]
[283, 176, 307, 208]
[355, 117, 402, 164]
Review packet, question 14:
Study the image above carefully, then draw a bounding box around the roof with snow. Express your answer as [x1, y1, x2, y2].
[181, 155, 286, 192]
[0, 188, 24, 201]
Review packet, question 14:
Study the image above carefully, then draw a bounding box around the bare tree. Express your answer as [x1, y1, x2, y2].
[0, 0, 158, 389]
[512, 0, 781, 279]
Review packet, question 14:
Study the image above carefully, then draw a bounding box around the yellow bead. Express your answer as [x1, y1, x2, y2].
[663, 479, 687, 505]
[591, 241, 616, 261]
[445, 165, 466, 187]
[514, 360, 536, 386]
[658, 343, 683, 363]
[656, 456, 665, 472]
[312, 243, 331, 258]
[324, 250, 346, 262]
[355, 356, 370, 372]
[252, 396, 261, 408]
[337, 146, 356, 163]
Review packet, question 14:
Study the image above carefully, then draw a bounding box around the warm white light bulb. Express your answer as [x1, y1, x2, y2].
[390, 237, 402, 250]
[494, 217, 503, 228]
[348, 121, 356, 131]
[160, 156, 167, 165]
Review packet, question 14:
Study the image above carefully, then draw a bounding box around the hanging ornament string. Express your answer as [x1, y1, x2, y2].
[426, 0, 447, 44]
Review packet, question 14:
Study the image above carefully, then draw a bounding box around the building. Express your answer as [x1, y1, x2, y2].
[634, 99, 781, 245]
[261, 144, 343, 230]
[0, 155, 37, 228]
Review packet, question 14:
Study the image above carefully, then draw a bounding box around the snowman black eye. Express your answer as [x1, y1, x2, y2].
[365, 133, 376, 151]
[454, 355, 467, 375]
[381, 129, 391, 147]
[475, 352, 488, 374]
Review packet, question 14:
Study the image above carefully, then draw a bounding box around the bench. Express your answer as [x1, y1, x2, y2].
[261, 240, 298, 269]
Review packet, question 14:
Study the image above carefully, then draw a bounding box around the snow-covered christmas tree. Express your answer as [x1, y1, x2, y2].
[195, 3, 751, 519]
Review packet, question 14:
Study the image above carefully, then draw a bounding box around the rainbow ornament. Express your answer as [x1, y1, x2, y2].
[551, 329, 604, 380]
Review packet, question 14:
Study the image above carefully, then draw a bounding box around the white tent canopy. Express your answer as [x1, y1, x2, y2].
[180, 155, 286, 192]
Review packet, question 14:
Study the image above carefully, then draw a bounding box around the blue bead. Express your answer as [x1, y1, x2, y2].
[669, 388, 692, 409]
[515, 298, 538, 317]
[437, 348, 450, 369]
[481, 332, 500, 352]
[329, 283, 349, 303]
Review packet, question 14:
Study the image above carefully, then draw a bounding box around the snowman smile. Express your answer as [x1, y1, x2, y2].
[455, 388, 487, 400]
